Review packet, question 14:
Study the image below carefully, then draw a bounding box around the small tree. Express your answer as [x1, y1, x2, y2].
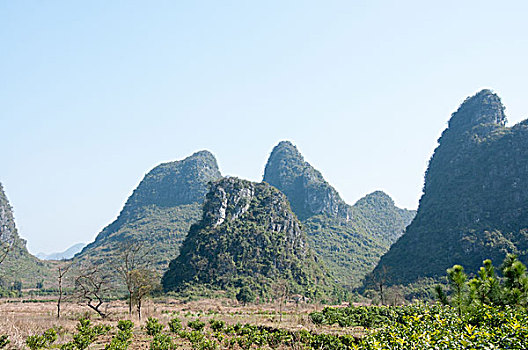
[236, 286, 255, 305]
[112, 241, 152, 315]
[447, 264, 467, 316]
[130, 269, 160, 320]
[501, 254, 528, 306]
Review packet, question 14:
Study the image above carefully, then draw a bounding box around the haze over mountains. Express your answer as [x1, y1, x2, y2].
[36, 243, 86, 261]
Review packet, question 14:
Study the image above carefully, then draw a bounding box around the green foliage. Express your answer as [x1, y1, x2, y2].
[150, 334, 175, 350]
[187, 320, 205, 332]
[371, 90, 528, 286]
[162, 178, 330, 297]
[439, 255, 528, 311]
[145, 317, 164, 336]
[61, 318, 111, 350]
[26, 328, 57, 350]
[310, 305, 397, 328]
[117, 320, 134, 332]
[168, 318, 182, 333]
[208, 319, 225, 332]
[105, 320, 134, 350]
[236, 286, 255, 305]
[0, 335, 8, 349]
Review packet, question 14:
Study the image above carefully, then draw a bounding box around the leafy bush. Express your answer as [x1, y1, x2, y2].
[117, 320, 134, 332]
[105, 320, 134, 350]
[61, 318, 111, 350]
[26, 328, 57, 349]
[145, 317, 164, 336]
[309, 311, 324, 325]
[187, 320, 205, 331]
[0, 335, 8, 349]
[168, 318, 182, 333]
[209, 319, 225, 332]
[150, 334, 175, 350]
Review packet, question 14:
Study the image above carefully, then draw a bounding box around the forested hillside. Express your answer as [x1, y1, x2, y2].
[370, 89, 528, 285]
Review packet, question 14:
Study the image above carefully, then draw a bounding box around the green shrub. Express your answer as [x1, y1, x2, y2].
[187, 320, 205, 331]
[168, 318, 182, 333]
[105, 320, 134, 350]
[117, 320, 134, 332]
[309, 312, 325, 325]
[209, 319, 225, 332]
[145, 317, 164, 336]
[26, 328, 57, 349]
[150, 334, 175, 350]
[0, 335, 8, 349]
[61, 318, 111, 350]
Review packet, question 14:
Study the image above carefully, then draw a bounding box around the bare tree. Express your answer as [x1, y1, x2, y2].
[74, 266, 111, 319]
[112, 241, 152, 315]
[57, 263, 72, 319]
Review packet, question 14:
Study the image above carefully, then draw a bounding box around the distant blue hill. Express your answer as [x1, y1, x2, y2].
[37, 243, 86, 261]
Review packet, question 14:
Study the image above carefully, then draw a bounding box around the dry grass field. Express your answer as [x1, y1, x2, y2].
[0, 297, 358, 349]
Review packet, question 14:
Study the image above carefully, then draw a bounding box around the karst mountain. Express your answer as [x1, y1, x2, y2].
[263, 141, 415, 287]
[162, 177, 329, 296]
[369, 89, 528, 286]
[75, 150, 222, 270]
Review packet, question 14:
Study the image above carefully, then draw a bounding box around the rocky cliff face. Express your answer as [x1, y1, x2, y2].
[369, 89, 528, 286]
[76, 151, 222, 270]
[162, 177, 327, 295]
[0, 183, 53, 287]
[263, 141, 415, 288]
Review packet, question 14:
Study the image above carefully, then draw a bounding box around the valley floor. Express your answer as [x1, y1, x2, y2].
[0, 297, 360, 349]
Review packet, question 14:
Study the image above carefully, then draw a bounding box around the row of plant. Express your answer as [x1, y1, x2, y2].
[144, 316, 358, 350]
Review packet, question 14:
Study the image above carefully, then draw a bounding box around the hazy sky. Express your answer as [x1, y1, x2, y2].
[1, 1, 527, 254]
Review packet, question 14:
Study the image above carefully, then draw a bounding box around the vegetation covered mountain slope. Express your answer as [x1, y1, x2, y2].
[0, 183, 54, 288]
[369, 89, 528, 286]
[263, 141, 415, 287]
[162, 177, 330, 296]
[75, 151, 222, 271]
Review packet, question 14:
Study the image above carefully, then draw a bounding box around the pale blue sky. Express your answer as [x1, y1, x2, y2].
[1, 1, 527, 254]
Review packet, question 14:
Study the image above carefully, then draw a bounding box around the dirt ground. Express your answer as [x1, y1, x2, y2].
[0, 297, 355, 349]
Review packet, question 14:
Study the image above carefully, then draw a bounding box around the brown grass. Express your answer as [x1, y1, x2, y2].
[0, 297, 359, 349]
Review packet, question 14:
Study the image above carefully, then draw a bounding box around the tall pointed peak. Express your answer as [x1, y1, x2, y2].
[263, 141, 347, 220]
[448, 89, 506, 132]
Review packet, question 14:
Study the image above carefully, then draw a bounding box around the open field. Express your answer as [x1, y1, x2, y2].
[0, 297, 358, 349]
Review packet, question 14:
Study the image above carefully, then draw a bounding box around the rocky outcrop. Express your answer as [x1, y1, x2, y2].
[162, 177, 326, 295]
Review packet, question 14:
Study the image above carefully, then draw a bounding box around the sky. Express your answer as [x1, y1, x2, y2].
[1, 1, 527, 255]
